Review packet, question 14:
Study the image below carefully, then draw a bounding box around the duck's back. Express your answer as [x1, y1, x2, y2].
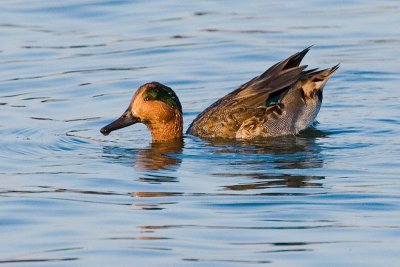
[187, 47, 338, 139]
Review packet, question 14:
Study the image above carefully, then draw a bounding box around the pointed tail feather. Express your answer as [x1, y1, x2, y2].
[301, 64, 339, 96]
[260, 46, 312, 79]
[305, 64, 339, 82]
[284, 45, 314, 69]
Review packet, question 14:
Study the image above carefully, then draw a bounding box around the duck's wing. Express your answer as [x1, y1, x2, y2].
[187, 47, 311, 138]
[231, 46, 311, 107]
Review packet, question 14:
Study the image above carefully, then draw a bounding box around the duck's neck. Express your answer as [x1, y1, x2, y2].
[148, 113, 183, 142]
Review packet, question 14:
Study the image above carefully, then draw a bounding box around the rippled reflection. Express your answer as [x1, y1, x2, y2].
[102, 139, 183, 172]
[206, 128, 327, 190]
[136, 140, 183, 171]
[224, 174, 324, 190]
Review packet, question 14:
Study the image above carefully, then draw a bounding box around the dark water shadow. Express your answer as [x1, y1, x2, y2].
[204, 128, 326, 163]
[224, 173, 324, 190]
[201, 127, 328, 190]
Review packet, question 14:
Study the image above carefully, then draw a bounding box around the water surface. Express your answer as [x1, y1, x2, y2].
[1, 1, 400, 266]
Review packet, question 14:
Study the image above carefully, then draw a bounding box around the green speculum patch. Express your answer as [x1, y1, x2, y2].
[265, 91, 282, 106]
[142, 85, 182, 112]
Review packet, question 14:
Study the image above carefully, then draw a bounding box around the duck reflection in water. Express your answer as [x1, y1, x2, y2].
[102, 139, 183, 173]
[207, 127, 327, 190]
[136, 140, 183, 171]
[102, 127, 326, 189]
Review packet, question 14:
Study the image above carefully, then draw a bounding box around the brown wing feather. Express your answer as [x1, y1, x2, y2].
[187, 47, 312, 138]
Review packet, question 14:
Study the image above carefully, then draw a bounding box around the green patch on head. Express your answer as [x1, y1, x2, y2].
[142, 83, 182, 112]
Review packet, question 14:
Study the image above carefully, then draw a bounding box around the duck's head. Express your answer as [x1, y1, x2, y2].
[100, 82, 183, 142]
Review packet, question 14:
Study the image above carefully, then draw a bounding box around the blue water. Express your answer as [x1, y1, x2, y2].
[1, 1, 400, 266]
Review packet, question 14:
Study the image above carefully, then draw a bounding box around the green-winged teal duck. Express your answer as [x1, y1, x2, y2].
[100, 47, 338, 142]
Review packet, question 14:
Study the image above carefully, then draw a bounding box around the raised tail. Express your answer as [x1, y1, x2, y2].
[301, 64, 339, 97]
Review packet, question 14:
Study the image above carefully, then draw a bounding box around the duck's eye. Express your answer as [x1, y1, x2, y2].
[144, 97, 151, 101]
